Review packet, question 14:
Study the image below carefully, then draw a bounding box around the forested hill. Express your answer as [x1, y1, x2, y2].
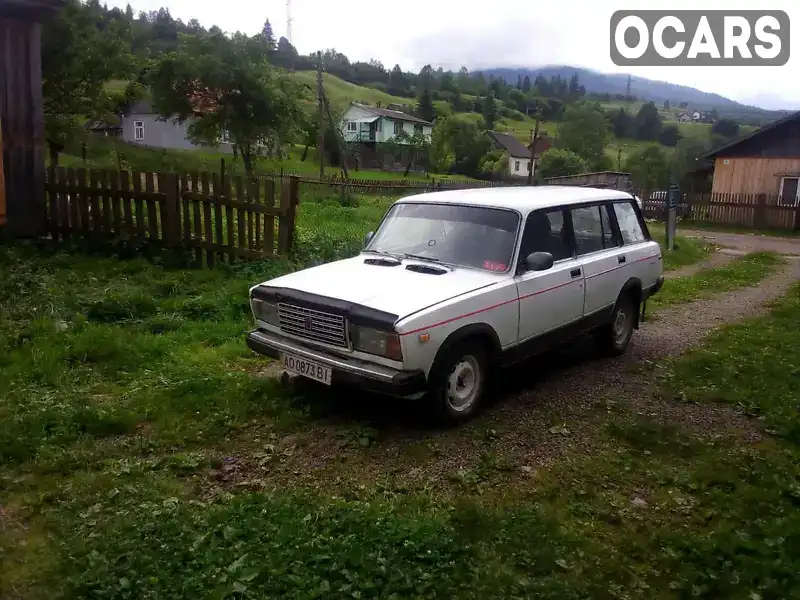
[483, 67, 789, 125]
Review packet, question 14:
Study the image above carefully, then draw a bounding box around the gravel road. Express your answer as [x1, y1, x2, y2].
[216, 244, 800, 496]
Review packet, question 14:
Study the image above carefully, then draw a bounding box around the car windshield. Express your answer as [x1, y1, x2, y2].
[366, 202, 520, 272]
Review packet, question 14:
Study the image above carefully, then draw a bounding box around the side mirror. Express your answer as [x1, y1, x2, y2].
[364, 231, 374, 247]
[524, 251, 554, 272]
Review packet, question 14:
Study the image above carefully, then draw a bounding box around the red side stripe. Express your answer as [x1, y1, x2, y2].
[398, 254, 661, 337]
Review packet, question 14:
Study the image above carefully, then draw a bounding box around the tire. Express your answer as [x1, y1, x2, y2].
[595, 292, 637, 357]
[427, 342, 489, 426]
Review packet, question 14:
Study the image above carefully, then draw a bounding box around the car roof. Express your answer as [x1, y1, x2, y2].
[395, 185, 634, 213]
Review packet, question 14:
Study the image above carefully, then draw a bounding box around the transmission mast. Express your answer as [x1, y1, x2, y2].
[286, 0, 293, 44]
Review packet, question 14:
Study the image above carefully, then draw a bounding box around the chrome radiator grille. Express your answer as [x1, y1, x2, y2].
[277, 303, 347, 348]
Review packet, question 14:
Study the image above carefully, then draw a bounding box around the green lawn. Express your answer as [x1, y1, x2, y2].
[651, 252, 783, 309]
[1, 219, 795, 598]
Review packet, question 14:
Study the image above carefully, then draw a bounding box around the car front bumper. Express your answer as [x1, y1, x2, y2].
[246, 329, 427, 398]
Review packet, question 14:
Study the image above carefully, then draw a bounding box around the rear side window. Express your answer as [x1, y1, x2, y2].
[613, 201, 646, 244]
[570, 205, 619, 255]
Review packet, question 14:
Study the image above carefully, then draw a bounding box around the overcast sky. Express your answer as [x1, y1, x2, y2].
[106, 0, 800, 110]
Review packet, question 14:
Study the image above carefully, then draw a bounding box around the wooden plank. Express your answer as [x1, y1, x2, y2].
[212, 173, 225, 262]
[107, 170, 121, 234]
[66, 168, 79, 234]
[191, 173, 202, 265]
[131, 171, 145, 238]
[180, 191, 286, 216]
[263, 178, 275, 256]
[87, 169, 101, 233]
[180, 175, 191, 248]
[223, 174, 234, 263]
[159, 172, 179, 247]
[119, 171, 132, 234]
[144, 172, 158, 241]
[235, 176, 246, 254]
[76, 169, 89, 233]
[46, 168, 59, 240]
[253, 177, 261, 252]
[201, 172, 214, 266]
[248, 178, 256, 250]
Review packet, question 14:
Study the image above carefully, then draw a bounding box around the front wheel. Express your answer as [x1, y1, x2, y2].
[595, 294, 636, 356]
[427, 343, 489, 426]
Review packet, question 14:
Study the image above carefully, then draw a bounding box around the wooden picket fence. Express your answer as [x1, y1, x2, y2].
[640, 192, 800, 231]
[45, 167, 299, 266]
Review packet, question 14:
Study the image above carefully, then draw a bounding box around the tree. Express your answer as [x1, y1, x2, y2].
[659, 124, 683, 147]
[557, 104, 609, 165]
[417, 88, 436, 123]
[259, 19, 276, 51]
[149, 30, 307, 175]
[482, 93, 497, 130]
[625, 144, 671, 191]
[609, 107, 635, 138]
[522, 75, 531, 93]
[537, 148, 589, 179]
[479, 150, 508, 180]
[42, 0, 135, 165]
[711, 118, 740, 138]
[433, 115, 491, 177]
[634, 102, 662, 141]
[428, 118, 455, 173]
[673, 136, 711, 190]
[663, 99, 671, 110]
[393, 130, 431, 176]
[679, 101, 689, 109]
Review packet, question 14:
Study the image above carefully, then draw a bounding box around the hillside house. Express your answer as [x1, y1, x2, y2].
[121, 101, 234, 153]
[340, 102, 433, 146]
[701, 111, 800, 229]
[487, 131, 532, 179]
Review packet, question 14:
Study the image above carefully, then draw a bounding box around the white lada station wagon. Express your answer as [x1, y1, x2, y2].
[247, 187, 664, 424]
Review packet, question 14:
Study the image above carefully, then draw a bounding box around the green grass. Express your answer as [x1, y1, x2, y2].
[650, 228, 712, 271]
[679, 221, 800, 239]
[0, 230, 796, 598]
[651, 251, 783, 308]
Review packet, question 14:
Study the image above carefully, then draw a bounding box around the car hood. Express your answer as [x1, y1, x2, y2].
[252, 255, 502, 320]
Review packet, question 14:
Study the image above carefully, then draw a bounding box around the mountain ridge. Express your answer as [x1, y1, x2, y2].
[481, 65, 791, 125]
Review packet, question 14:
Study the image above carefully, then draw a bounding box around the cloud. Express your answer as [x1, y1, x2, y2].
[106, 0, 800, 110]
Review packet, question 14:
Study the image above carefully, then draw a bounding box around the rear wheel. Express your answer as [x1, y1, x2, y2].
[595, 293, 636, 356]
[427, 342, 489, 426]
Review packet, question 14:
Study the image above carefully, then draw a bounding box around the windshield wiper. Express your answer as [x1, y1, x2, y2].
[403, 253, 441, 263]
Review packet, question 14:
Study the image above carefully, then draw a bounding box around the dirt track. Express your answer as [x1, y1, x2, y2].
[207, 239, 800, 497]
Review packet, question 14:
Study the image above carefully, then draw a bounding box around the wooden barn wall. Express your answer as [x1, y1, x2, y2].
[0, 16, 45, 237]
[711, 157, 800, 195]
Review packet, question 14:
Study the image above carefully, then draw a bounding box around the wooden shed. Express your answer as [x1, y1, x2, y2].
[543, 171, 634, 193]
[0, 0, 63, 236]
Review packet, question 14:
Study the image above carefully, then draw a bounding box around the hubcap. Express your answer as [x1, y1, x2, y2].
[446, 355, 481, 412]
[613, 308, 630, 345]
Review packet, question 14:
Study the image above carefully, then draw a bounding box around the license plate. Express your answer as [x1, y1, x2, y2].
[280, 353, 332, 385]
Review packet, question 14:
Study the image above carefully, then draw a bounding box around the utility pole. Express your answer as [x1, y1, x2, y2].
[527, 113, 540, 186]
[625, 74, 632, 102]
[617, 146, 623, 171]
[316, 52, 325, 178]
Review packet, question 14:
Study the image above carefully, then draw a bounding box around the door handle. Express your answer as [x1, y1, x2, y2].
[570, 268, 581, 278]
[618, 255, 627, 264]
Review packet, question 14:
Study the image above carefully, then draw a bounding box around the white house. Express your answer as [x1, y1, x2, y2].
[487, 131, 533, 179]
[340, 102, 433, 146]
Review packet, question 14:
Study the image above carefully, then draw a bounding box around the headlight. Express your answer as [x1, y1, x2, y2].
[351, 326, 402, 361]
[252, 298, 279, 326]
